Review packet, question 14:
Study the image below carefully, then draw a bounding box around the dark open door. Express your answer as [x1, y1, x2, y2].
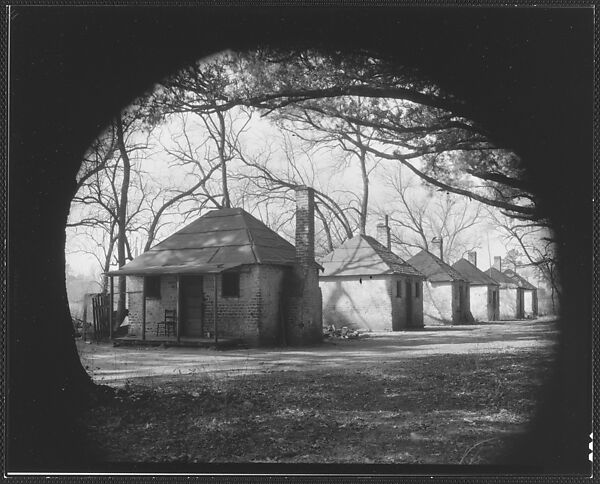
[405, 280, 413, 328]
[180, 276, 204, 337]
[517, 288, 525, 319]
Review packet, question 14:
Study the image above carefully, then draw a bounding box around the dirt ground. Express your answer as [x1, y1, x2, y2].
[78, 318, 556, 386]
[78, 318, 558, 466]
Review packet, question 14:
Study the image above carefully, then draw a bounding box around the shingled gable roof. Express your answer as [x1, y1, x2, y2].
[503, 269, 537, 290]
[107, 208, 297, 276]
[406, 249, 466, 282]
[452, 258, 500, 286]
[483, 267, 520, 288]
[319, 234, 423, 277]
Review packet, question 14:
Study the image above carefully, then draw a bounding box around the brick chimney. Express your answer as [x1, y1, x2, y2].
[493, 256, 502, 271]
[376, 215, 391, 250]
[467, 251, 477, 267]
[295, 186, 315, 268]
[431, 236, 444, 261]
[285, 185, 321, 346]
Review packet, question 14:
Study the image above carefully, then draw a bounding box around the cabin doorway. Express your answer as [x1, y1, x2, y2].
[405, 280, 413, 328]
[180, 276, 204, 337]
[517, 288, 525, 319]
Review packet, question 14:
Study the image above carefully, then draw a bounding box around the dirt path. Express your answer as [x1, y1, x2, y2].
[78, 319, 558, 386]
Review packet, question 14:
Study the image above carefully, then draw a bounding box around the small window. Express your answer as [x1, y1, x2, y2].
[222, 272, 240, 298]
[396, 280, 402, 298]
[415, 282, 420, 298]
[145, 276, 161, 298]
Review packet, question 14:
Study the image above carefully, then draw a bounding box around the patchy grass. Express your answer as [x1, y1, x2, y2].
[81, 347, 555, 465]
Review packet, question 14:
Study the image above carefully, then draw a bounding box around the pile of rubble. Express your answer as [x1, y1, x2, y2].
[323, 325, 370, 339]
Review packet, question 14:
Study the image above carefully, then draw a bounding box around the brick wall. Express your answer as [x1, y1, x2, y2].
[489, 286, 500, 320]
[453, 280, 472, 323]
[125, 266, 287, 344]
[199, 269, 260, 342]
[195, 265, 287, 344]
[499, 287, 519, 320]
[523, 289, 535, 318]
[376, 217, 391, 250]
[469, 284, 500, 321]
[321, 275, 424, 331]
[321, 276, 393, 331]
[284, 264, 323, 345]
[469, 284, 489, 321]
[256, 265, 285, 345]
[126, 275, 178, 336]
[295, 187, 315, 266]
[391, 277, 425, 329]
[423, 281, 453, 325]
[286, 186, 322, 345]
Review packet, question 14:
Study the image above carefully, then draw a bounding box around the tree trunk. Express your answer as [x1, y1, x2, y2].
[114, 115, 131, 329]
[359, 147, 369, 235]
[101, 222, 117, 294]
[216, 111, 231, 208]
[9, 155, 99, 468]
[101, 237, 116, 294]
[315, 202, 334, 252]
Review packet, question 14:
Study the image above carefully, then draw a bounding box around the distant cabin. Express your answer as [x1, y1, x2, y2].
[107, 188, 322, 346]
[407, 250, 471, 325]
[484, 257, 525, 320]
[504, 269, 538, 318]
[319, 234, 425, 331]
[452, 252, 500, 321]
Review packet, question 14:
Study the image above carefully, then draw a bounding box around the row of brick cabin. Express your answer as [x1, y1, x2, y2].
[318, 218, 537, 330]
[107, 189, 537, 346]
[484, 257, 538, 319]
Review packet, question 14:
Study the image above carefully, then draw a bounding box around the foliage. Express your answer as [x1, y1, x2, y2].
[151, 48, 538, 220]
[68, 48, 551, 284]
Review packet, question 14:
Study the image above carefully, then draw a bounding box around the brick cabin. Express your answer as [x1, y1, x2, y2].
[319, 219, 425, 331]
[452, 251, 500, 321]
[503, 268, 538, 318]
[484, 257, 525, 320]
[407, 246, 472, 325]
[107, 187, 322, 346]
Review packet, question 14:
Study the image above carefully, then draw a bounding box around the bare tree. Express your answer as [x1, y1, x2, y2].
[68, 111, 151, 328]
[381, 167, 483, 263]
[273, 97, 385, 236]
[154, 49, 537, 221]
[68, 110, 232, 307]
[230, 132, 357, 254]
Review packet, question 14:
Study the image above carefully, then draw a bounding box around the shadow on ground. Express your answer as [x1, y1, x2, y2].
[77, 319, 558, 386]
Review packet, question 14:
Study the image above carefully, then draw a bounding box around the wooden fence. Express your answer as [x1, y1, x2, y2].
[91, 293, 111, 340]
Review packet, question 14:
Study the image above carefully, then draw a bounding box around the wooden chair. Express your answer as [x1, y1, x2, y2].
[156, 309, 177, 337]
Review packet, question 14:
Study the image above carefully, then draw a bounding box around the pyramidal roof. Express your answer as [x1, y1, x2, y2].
[503, 269, 537, 290]
[452, 258, 499, 286]
[483, 267, 520, 288]
[407, 249, 466, 282]
[108, 208, 297, 275]
[319, 234, 423, 277]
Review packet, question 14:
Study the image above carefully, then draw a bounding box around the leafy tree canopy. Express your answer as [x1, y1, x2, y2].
[149, 48, 539, 222]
